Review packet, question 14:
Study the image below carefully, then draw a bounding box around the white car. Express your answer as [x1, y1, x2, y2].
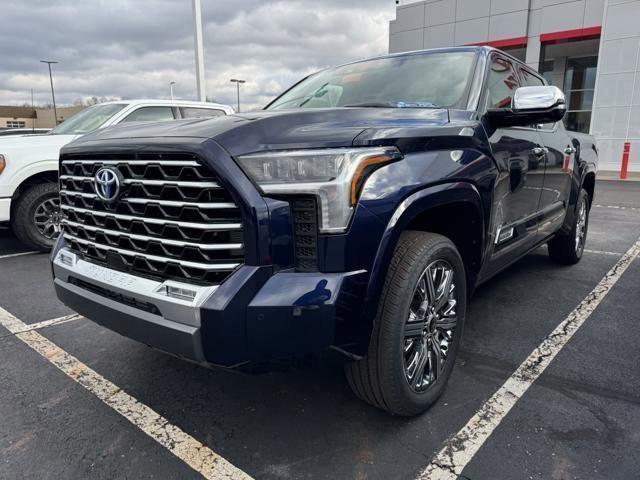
[0, 128, 51, 136]
[0, 99, 234, 250]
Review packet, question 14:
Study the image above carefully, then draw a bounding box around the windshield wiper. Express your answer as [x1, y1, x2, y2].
[343, 102, 397, 108]
[344, 101, 440, 108]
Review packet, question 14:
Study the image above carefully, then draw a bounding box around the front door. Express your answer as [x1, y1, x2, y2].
[481, 54, 547, 278]
[517, 67, 574, 240]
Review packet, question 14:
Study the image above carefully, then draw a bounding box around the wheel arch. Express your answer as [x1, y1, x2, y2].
[357, 182, 485, 352]
[560, 134, 598, 234]
[10, 170, 59, 216]
[582, 171, 596, 209]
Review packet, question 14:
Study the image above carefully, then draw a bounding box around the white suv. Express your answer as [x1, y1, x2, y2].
[0, 99, 234, 250]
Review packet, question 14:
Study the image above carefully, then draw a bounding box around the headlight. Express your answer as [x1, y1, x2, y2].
[0, 155, 5, 176]
[237, 147, 402, 232]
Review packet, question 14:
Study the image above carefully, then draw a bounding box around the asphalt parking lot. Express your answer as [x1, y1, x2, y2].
[1, 180, 639, 480]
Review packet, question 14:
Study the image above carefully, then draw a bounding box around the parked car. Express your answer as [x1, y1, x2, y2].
[0, 128, 51, 136]
[51, 47, 597, 416]
[0, 99, 234, 250]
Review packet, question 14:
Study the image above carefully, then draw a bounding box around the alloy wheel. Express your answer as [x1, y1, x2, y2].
[403, 260, 457, 393]
[575, 200, 587, 254]
[34, 197, 62, 240]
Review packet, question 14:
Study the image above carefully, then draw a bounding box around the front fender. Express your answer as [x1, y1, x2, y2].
[361, 181, 484, 341]
[1, 159, 59, 198]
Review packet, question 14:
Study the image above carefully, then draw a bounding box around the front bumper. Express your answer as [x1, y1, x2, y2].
[52, 246, 366, 367]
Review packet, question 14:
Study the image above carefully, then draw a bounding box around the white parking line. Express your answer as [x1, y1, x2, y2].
[0, 313, 83, 336]
[420, 236, 640, 480]
[594, 204, 640, 212]
[584, 249, 623, 256]
[0, 251, 40, 260]
[0, 307, 253, 480]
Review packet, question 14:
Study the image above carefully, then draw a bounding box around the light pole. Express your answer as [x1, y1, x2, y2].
[169, 81, 176, 100]
[40, 60, 58, 125]
[192, 0, 206, 101]
[230, 78, 245, 113]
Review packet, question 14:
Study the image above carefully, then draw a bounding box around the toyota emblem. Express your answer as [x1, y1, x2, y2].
[94, 167, 122, 202]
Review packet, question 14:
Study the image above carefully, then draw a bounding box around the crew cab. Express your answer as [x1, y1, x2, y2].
[51, 47, 597, 416]
[0, 99, 234, 250]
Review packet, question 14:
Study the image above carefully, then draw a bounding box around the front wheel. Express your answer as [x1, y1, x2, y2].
[11, 183, 62, 251]
[548, 188, 590, 265]
[345, 231, 466, 416]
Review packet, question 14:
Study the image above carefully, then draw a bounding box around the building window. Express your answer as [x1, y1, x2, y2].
[6, 120, 26, 128]
[563, 56, 598, 133]
[539, 60, 555, 86]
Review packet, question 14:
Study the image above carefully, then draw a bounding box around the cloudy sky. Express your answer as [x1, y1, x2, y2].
[0, 0, 395, 111]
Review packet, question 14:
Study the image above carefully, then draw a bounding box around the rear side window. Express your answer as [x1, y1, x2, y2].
[486, 57, 519, 109]
[181, 107, 226, 118]
[121, 106, 176, 123]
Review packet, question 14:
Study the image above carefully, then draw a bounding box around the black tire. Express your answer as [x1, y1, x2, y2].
[344, 231, 466, 416]
[548, 188, 589, 265]
[11, 183, 61, 252]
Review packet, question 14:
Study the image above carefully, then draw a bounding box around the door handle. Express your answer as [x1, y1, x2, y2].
[564, 147, 576, 155]
[532, 147, 549, 157]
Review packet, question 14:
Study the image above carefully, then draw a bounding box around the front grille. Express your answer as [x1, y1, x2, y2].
[60, 152, 244, 285]
[290, 197, 319, 272]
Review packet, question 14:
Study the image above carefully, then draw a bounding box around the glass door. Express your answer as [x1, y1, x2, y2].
[563, 56, 598, 133]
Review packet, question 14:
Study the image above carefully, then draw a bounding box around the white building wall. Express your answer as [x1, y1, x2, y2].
[390, 0, 604, 58]
[389, 0, 529, 52]
[591, 0, 640, 173]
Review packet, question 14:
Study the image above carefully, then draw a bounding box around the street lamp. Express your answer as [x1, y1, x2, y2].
[169, 81, 176, 101]
[40, 60, 58, 125]
[230, 78, 246, 113]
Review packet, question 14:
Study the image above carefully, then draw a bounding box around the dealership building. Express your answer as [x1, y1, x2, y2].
[0, 105, 83, 130]
[389, 0, 640, 175]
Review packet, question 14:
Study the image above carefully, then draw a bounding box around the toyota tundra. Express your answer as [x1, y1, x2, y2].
[51, 47, 597, 416]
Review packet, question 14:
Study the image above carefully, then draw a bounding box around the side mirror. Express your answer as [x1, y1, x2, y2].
[487, 86, 567, 127]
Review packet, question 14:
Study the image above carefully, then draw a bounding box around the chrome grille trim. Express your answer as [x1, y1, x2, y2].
[60, 190, 237, 209]
[63, 233, 241, 271]
[60, 204, 242, 230]
[59, 152, 245, 285]
[60, 175, 220, 188]
[62, 220, 243, 250]
[59, 190, 96, 198]
[61, 160, 200, 166]
[124, 198, 237, 209]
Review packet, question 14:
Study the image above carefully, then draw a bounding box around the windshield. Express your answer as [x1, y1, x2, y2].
[267, 51, 476, 110]
[51, 103, 127, 135]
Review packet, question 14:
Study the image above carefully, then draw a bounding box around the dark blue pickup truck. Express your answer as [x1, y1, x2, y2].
[52, 47, 597, 416]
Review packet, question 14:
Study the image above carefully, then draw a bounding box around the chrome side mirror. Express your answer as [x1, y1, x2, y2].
[487, 86, 567, 127]
[513, 86, 566, 112]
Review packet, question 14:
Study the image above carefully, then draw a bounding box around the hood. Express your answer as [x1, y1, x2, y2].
[0, 134, 76, 160]
[71, 108, 450, 156]
[0, 133, 77, 154]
